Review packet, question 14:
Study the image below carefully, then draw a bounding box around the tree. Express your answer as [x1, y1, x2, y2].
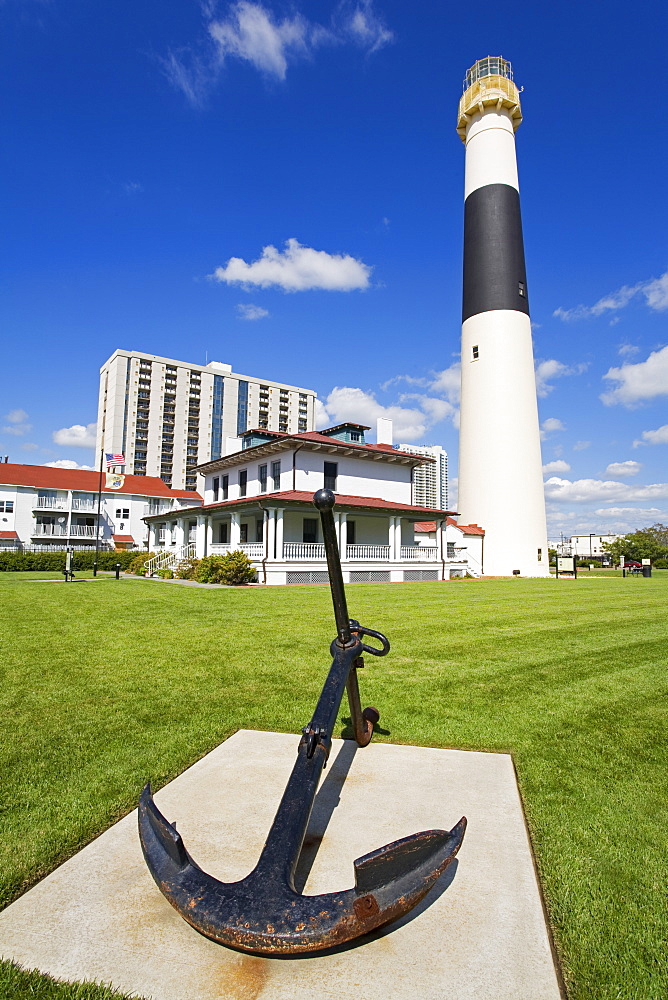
[603, 523, 668, 565]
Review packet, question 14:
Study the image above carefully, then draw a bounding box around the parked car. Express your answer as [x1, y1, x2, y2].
[623, 560, 642, 568]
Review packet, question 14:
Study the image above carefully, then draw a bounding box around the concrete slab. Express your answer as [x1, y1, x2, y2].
[0, 731, 562, 1000]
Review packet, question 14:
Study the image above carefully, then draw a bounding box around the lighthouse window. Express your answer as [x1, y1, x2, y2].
[537, 548, 542, 561]
[518, 281, 526, 297]
[472, 345, 479, 360]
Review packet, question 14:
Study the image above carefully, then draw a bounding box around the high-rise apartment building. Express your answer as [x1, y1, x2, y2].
[398, 444, 448, 510]
[97, 350, 317, 491]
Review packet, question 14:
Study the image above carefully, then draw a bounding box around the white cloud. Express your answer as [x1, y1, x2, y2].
[236, 303, 269, 320]
[21, 442, 39, 452]
[618, 343, 639, 358]
[543, 460, 571, 474]
[634, 424, 668, 447]
[2, 409, 31, 436]
[535, 359, 587, 397]
[317, 384, 458, 442]
[44, 460, 95, 471]
[52, 423, 97, 449]
[544, 477, 668, 503]
[554, 269, 668, 321]
[573, 440, 590, 451]
[210, 239, 371, 292]
[164, 1, 392, 105]
[604, 461, 641, 477]
[540, 417, 565, 440]
[594, 507, 664, 518]
[600, 345, 668, 407]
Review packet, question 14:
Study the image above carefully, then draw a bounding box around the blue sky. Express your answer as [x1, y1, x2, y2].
[2, 0, 667, 540]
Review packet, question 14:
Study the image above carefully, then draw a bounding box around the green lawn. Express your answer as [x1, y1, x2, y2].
[1, 571, 666, 999]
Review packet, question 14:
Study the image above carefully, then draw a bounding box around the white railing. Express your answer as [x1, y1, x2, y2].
[72, 498, 96, 511]
[401, 546, 438, 561]
[69, 525, 97, 537]
[35, 497, 66, 509]
[240, 543, 264, 558]
[145, 504, 173, 517]
[283, 542, 326, 560]
[144, 542, 196, 577]
[33, 524, 67, 536]
[346, 544, 390, 560]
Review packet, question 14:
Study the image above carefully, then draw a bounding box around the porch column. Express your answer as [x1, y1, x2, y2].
[395, 517, 403, 560]
[230, 511, 241, 549]
[436, 519, 445, 579]
[175, 520, 186, 549]
[333, 512, 341, 552]
[206, 517, 214, 552]
[266, 508, 276, 559]
[339, 512, 347, 558]
[195, 515, 207, 558]
[275, 508, 284, 560]
[149, 523, 160, 551]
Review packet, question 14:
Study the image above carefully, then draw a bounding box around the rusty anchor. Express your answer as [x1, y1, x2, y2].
[138, 489, 466, 954]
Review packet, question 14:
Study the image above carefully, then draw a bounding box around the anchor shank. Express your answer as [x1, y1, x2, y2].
[315, 489, 351, 645]
[255, 639, 361, 884]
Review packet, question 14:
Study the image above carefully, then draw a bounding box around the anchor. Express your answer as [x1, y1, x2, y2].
[138, 488, 466, 954]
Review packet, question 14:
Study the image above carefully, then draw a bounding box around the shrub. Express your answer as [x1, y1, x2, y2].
[195, 551, 256, 585]
[175, 559, 200, 581]
[0, 549, 143, 572]
[127, 552, 155, 576]
[156, 568, 173, 579]
[653, 558, 668, 569]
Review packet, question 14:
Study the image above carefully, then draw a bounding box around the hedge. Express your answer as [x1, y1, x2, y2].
[0, 550, 146, 572]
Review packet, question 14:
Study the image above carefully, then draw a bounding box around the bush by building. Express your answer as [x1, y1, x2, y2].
[0, 550, 143, 572]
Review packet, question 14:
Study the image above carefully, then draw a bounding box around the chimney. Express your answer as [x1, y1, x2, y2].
[376, 417, 393, 446]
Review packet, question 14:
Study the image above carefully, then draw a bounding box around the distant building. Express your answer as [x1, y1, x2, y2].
[397, 444, 448, 510]
[557, 533, 622, 560]
[142, 423, 482, 584]
[96, 350, 317, 492]
[0, 463, 200, 551]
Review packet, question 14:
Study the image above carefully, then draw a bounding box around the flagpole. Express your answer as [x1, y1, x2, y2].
[93, 445, 104, 577]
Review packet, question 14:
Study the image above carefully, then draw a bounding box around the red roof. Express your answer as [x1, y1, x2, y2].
[199, 430, 433, 469]
[145, 490, 453, 520]
[0, 530, 19, 539]
[415, 518, 485, 536]
[0, 464, 200, 500]
[112, 534, 135, 542]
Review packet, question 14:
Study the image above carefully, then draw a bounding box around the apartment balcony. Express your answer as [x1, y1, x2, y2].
[32, 524, 99, 538]
[145, 503, 173, 517]
[71, 498, 96, 511]
[34, 497, 67, 510]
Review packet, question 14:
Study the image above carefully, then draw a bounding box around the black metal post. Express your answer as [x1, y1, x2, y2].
[313, 489, 351, 645]
[115, 562, 121, 580]
[93, 445, 104, 577]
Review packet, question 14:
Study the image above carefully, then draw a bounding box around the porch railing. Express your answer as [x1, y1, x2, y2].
[35, 497, 66, 510]
[33, 525, 67, 536]
[71, 498, 96, 511]
[69, 525, 97, 537]
[346, 544, 390, 560]
[400, 545, 438, 561]
[283, 542, 325, 559]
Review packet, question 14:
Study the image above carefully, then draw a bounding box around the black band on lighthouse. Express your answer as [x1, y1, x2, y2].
[462, 183, 529, 322]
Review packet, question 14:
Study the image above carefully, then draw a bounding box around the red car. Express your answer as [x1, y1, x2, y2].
[623, 560, 642, 568]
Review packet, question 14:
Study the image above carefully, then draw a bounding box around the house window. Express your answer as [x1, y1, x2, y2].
[115, 508, 130, 520]
[350, 431, 360, 442]
[240, 523, 248, 543]
[255, 518, 264, 543]
[447, 542, 456, 558]
[271, 461, 281, 491]
[219, 522, 229, 544]
[472, 345, 479, 360]
[0, 501, 13, 513]
[324, 461, 338, 491]
[213, 477, 219, 501]
[222, 475, 229, 500]
[346, 520, 356, 545]
[259, 464, 267, 493]
[303, 518, 318, 543]
[239, 470, 247, 497]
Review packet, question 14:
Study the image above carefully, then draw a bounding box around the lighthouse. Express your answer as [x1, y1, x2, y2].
[456, 57, 549, 577]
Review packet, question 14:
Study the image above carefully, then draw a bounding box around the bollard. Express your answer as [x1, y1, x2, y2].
[93, 561, 98, 577]
[115, 562, 121, 580]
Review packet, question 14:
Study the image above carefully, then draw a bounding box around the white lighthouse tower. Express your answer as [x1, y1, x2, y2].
[456, 57, 548, 577]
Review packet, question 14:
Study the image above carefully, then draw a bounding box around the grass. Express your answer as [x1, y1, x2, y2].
[1, 571, 667, 999]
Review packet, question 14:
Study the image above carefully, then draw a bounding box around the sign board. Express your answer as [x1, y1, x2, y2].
[642, 558, 651, 565]
[556, 555, 577, 579]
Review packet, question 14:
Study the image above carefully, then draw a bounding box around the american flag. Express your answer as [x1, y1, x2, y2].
[105, 452, 125, 469]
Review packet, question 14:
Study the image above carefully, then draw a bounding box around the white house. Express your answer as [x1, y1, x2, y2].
[557, 533, 621, 561]
[0, 464, 201, 551]
[414, 519, 484, 577]
[143, 423, 483, 584]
